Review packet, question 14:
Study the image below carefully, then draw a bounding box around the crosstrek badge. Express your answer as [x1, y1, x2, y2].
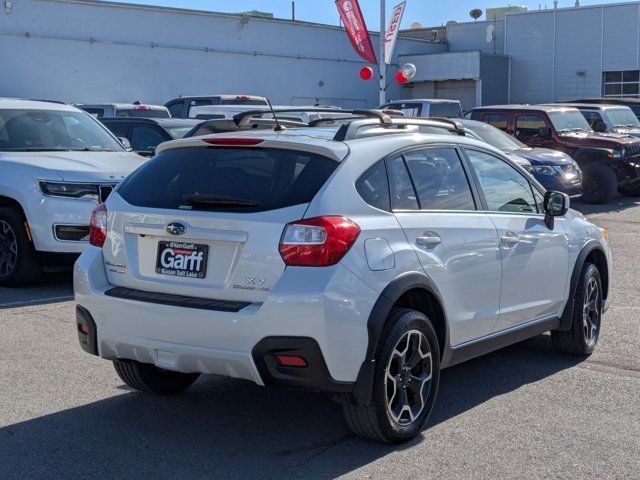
[155, 241, 209, 279]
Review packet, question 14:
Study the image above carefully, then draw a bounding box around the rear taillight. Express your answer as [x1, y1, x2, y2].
[134, 105, 151, 110]
[89, 204, 107, 247]
[279, 216, 360, 267]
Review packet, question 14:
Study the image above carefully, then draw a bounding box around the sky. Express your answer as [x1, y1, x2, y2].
[122, 0, 629, 28]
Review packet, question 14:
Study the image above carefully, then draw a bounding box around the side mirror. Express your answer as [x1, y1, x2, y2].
[543, 190, 569, 229]
[593, 121, 606, 133]
[537, 126, 551, 139]
[117, 137, 131, 150]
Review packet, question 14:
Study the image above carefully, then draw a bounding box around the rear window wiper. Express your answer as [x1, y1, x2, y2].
[181, 194, 259, 209]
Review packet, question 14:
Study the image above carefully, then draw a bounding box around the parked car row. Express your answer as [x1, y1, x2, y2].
[469, 103, 640, 204]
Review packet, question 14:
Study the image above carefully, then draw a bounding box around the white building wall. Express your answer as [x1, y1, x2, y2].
[505, 3, 640, 104]
[0, 0, 436, 106]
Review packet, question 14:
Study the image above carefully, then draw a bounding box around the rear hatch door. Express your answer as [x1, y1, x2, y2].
[102, 144, 339, 304]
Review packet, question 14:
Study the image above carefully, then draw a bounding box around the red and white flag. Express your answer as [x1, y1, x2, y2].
[384, 1, 407, 64]
[336, 0, 377, 64]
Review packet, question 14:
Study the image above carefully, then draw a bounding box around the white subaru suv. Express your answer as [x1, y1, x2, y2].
[74, 113, 612, 443]
[0, 98, 146, 286]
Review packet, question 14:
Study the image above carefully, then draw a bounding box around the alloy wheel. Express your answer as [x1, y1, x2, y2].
[384, 329, 433, 426]
[0, 220, 17, 278]
[583, 276, 601, 347]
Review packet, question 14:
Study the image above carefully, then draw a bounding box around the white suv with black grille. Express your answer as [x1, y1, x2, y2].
[0, 98, 145, 286]
[74, 113, 612, 443]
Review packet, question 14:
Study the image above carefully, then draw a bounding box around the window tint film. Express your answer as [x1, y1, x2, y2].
[465, 149, 538, 214]
[356, 160, 390, 211]
[118, 147, 338, 212]
[388, 155, 419, 210]
[403, 148, 475, 210]
[131, 127, 165, 151]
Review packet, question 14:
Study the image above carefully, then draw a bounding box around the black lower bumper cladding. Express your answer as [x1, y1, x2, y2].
[252, 337, 354, 393]
[76, 305, 98, 356]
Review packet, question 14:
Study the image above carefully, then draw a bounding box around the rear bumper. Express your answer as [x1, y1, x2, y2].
[74, 246, 375, 389]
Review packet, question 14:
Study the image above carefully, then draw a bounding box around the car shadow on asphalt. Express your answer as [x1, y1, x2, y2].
[0, 271, 73, 309]
[573, 195, 640, 216]
[0, 334, 584, 480]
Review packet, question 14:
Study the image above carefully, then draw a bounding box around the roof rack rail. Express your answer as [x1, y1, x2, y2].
[233, 108, 392, 127]
[27, 98, 68, 105]
[332, 116, 467, 141]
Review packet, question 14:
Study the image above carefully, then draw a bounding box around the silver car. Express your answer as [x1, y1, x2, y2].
[74, 113, 612, 443]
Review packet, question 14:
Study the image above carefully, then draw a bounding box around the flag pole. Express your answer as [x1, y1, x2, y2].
[379, 0, 386, 105]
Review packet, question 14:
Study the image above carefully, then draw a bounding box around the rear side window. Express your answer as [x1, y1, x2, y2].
[116, 109, 170, 119]
[118, 147, 338, 212]
[428, 103, 462, 119]
[167, 102, 184, 118]
[484, 114, 508, 130]
[82, 108, 105, 118]
[131, 127, 165, 151]
[403, 148, 475, 210]
[382, 102, 422, 117]
[515, 114, 546, 139]
[388, 155, 419, 210]
[356, 160, 390, 211]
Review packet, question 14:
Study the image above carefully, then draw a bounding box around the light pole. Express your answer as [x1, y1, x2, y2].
[379, 0, 386, 105]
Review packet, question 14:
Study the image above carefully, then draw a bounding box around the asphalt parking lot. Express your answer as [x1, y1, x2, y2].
[1, 198, 639, 480]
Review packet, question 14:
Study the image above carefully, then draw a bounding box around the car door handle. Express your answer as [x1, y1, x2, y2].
[416, 234, 442, 247]
[500, 232, 520, 246]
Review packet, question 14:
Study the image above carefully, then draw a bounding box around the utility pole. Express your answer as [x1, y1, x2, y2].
[379, 0, 386, 105]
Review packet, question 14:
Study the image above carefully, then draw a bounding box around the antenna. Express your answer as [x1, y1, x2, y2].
[266, 99, 286, 132]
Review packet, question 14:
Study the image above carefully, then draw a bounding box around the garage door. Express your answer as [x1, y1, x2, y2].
[434, 80, 477, 111]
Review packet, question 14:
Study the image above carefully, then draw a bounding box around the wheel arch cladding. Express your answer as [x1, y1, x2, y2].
[0, 195, 27, 217]
[559, 241, 609, 331]
[352, 272, 448, 405]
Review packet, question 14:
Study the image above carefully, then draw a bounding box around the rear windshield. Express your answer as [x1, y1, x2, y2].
[116, 108, 170, 119]
[429, 103, 463, 118]
[118, 147, 338, 212]
[220, 99, 267, 106]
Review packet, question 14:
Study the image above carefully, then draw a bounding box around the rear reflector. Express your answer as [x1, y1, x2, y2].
[202, 138, 264, 146]
[274, 355, 308, 368]
[279, 216, 360, 267]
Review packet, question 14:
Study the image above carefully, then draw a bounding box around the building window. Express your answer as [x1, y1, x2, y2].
[603, 71, 640, 98]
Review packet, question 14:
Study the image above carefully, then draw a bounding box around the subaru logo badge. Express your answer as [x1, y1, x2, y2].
[166, 222, 187, 236]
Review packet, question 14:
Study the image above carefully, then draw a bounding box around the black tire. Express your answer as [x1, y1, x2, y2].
[580, 163, 617, 204]
[618, 181, 640, 197]
[552, 263, 603, 356]
[342, 308, 440, 444]
[0, 206, 41, 287]
[113, 359, 200, 395]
